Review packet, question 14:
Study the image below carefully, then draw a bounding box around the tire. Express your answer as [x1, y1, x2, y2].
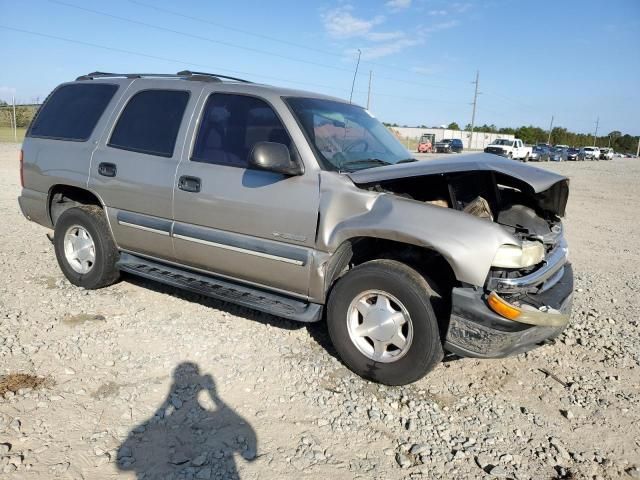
[53, 205, 120, 289]
[326, 259, 443, 385]
[508, 152, 513, 160]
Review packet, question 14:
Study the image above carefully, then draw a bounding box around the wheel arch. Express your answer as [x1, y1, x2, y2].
[325, 236, 457, 297]
[48, 184, 105, 226]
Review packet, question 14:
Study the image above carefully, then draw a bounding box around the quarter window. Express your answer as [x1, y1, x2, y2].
[28, 83, 118, 141]
[192, 94, 292, 167]
[109, 90, 189, 157]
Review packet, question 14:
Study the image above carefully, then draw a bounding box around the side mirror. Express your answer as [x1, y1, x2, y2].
[249, 142, 303, 176]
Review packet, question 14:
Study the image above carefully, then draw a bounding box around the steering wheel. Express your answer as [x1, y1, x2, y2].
[344, 139, 369, 153]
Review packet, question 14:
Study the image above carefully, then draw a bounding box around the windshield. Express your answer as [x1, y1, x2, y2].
[493, 139, 514, 146]
[286, 97, 411, 171]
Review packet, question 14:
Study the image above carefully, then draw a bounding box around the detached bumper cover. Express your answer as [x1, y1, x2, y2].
[444, 264, 573, 358]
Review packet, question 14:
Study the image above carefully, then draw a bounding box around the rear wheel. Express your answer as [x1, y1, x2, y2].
[327, 260, 443, 385]
[53, 206, 120, 289]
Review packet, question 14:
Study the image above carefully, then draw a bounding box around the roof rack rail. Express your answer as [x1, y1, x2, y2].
[76, 71, 252, 83]
[176, 70, 252, 83]
[76, 72, 177, 81]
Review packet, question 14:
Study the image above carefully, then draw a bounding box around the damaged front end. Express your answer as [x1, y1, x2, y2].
[347, 154, 573, 358]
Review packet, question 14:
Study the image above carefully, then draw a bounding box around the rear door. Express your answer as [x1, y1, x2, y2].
[172, 91, 320, 297]
[89, 80, 202, 260]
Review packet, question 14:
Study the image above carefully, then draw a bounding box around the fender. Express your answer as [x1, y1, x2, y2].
[315, 172, 518, 288]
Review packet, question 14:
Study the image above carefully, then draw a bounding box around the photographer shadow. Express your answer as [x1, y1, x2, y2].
[117, 362, 257, 479]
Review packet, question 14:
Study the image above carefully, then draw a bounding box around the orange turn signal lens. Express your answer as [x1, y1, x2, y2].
[487, 292, 522, 320]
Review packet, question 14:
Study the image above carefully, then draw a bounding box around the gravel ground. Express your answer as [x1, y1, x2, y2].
[1, 143, 639, 479]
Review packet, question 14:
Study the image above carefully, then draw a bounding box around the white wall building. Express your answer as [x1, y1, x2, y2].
[389, 127, 515, 151]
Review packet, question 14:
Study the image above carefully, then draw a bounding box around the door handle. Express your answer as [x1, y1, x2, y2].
[178, 175, 201, 193]
[98, 162, 117, 177]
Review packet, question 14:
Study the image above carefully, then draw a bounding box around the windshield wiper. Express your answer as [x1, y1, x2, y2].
[397, 158, 418, 164]
[339, 158, 393, 172]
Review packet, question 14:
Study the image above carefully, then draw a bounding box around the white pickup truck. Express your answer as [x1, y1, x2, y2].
[484, 138, 532, 161]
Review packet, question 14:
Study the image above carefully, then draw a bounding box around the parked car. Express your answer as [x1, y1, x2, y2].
[549, 147, 564, 162]
[578, 146, 600, 160]
[434, 138, 463, 153]
[531, 145, 550, 162]
[564, 148, 580, 161]
[18, 71, 574, 385]
[599, 147, 614, 160]
[484, 138, 532, 161]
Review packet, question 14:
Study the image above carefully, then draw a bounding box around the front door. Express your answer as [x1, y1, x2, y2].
[89, 81, 201, 260]
[172, 92, 319, 297]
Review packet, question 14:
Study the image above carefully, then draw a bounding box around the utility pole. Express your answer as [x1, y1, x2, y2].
[468, 70, 480, 150]
[547, 115, 554, 145]
[349, 49, 362, 104]
[12, 96, 17, 143]
[593, 117, 599, 146]
[366, 70, 373, 110]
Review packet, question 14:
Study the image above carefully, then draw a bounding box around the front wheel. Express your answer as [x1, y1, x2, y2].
[53, 206, 120, 289]
[327, 260, 443, 385]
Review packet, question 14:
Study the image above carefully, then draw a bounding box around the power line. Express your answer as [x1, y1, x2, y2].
[48, 0, 465, 93]
[48, 0, 355, 74]
[0, 25, 467, 109]
[125, 0, 471, 87]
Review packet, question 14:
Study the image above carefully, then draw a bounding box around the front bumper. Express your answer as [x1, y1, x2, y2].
[444, 263, 573, 358]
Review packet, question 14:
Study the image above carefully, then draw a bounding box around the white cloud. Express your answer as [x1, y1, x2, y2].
[423, 20, 459, 33]
[452, 2, 472, 13]
[366, 31, 405, 42]
[385, 0, 412, 10]
[322, 3, 459, 60]
[348, 38, 422, 60]
[428, 10, 448, 16]
[322, 6, 384, 39]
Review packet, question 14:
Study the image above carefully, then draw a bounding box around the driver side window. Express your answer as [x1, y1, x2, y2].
[191, 93, 292, 168]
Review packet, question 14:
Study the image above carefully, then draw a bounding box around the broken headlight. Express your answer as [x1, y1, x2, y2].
[491, 241, 545, 269]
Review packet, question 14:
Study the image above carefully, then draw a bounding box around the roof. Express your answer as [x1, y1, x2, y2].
[75, 70, 349, 104]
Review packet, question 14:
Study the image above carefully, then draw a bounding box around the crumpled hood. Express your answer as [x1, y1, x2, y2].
[347, 153, 567, 193]
[347, 153, 570, 216]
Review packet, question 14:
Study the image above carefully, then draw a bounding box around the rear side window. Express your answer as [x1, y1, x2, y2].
[191, 93, 292, 168]
[109, 90, 189, 157]
[28, 83, 118, 141]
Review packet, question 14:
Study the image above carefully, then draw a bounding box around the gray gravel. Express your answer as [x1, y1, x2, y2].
[1, 143, 639, 479]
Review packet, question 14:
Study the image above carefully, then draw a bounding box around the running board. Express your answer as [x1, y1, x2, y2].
[116, 253, 322, 322]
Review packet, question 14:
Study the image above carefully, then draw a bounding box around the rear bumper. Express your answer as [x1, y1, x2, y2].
[18, 189, 52, 228]
[444, 263, 573, 358]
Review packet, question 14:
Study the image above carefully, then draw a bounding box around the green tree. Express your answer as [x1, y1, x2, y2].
[447, 122, 460, 130]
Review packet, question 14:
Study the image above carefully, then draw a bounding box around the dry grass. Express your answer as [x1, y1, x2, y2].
[0, 373, 49, 396]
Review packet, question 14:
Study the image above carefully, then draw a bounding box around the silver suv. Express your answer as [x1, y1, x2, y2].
[18, 71, 573, 385]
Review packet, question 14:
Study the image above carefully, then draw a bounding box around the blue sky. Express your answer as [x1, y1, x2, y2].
[1, 0, 639, 135]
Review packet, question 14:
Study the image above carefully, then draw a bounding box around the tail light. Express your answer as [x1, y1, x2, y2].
[19, 149, 24, 188]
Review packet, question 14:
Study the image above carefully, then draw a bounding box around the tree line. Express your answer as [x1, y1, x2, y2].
[383, 120, 639, 153]
[0, 101, 38, 128]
